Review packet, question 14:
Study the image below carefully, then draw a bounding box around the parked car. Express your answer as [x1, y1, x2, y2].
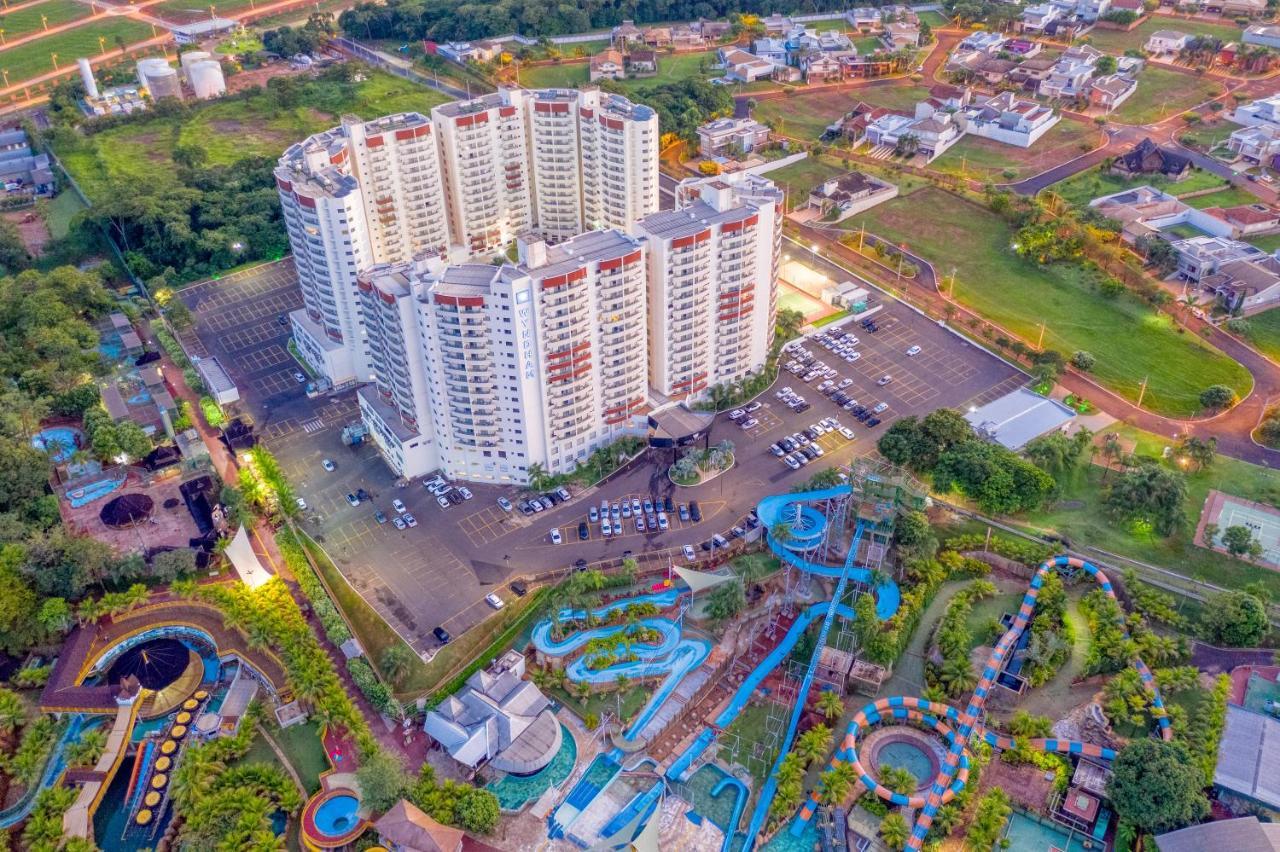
[578, 522, 589, 541]
[601, 520, 612, 537]
[683, 544, 697, 561]
[392, 516, 406, 529]
[728, 408, 746, 421]
[374, 510, 387, 524]
[510, 580, 528, 597]
[872, 402, 889, 414]
[497, 496, 513, 512]
[663, 496, 674, 513]
[485, 593, 505, 610]
[838, 426, 855, 440]
[769, 443, 785, 457]
[589, 506, 599, 523]
[679, 503, 690, 521]
[404, 514, 417, 527]
[322, 459, 336, 472]
[784, 454, 801, 470]
[296, 497, 308, 511]
[740, 417, 758, 429]
[555, 487, 571, 502]
[458, 486, 473, 500]
[867, 417, 882, 427]
[293, 371, 306, 384]
[392, 499, 407, 514]
[433, 626, 452, 644]
[550, 528, 562, 544]
[877, 375, 893, 386]
[745, 400, 762, 413]
[436, 495, 451, 509]
[906, 345, 921, 356]
[658, 512, 669, 530]
[689, 501, 702, 522]
[345, 493, 360, 507]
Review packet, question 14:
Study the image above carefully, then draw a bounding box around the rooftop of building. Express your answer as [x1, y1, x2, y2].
[523, 229, 641, 279]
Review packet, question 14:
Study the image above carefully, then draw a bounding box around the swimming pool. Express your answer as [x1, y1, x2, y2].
[313, 795, 359, 837]
[488, 724, 577, 811]
[1003, 810, 1095, 852]
[874, 739, 938, 789]
[32, 426, 82, 463]
[67, 477, 126, 508]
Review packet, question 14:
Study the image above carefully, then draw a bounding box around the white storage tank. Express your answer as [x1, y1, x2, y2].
[136, 57, 182, 101]
[77, 57, 98, 99]
[188, 60, 226, 99]
[179, 50, 210, 84]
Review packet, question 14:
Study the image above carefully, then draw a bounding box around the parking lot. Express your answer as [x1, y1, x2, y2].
[181, 253, 1025, 657]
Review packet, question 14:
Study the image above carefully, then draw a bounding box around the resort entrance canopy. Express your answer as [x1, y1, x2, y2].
[225, 526, 272, 589]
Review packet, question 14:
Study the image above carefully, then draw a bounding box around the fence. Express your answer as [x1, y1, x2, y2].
[330, 37, 474, 99]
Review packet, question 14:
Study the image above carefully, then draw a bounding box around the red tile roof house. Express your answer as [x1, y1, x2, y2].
[1204, 203, 1280, 236]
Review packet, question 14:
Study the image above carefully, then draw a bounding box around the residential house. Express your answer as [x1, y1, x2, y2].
[1089, 185, 1235, 244]
[1021, 3, 1062, 32]
[1111, 0, 1146, 11]
[611, 20, 643, 46]
[1039, 45, 1102, 99]
[1233, 94, 1280, 129]
[698, 117, 771, 158]
[962, 91, 1062, 147]
[959, 31, 1008, 54]
[866, 110, 964, 161]
[846, 7, 882, 30]
[929, 83, 971, 109]
[830, 101, 889, 145]
[437, 41, 500, 63]
[974, 57, 1018, 85]
[1203, 257, 1280, 317]
[626, 49, 657, 75]
[589, 48, 625, 82]
[808, 171, 899, 221]
[1155, 816, 1280, 852]
[719, 48, 778, 82]
[841, 53, 895, 78]
[1145, 30, 1190, 55]
[1110, 137, 1192, 180]
[1220, 0, 1267, 16]
[643, 26, 672, 48]
[1170, 235, 1267, 281]
[754, 37, 788, 65]
[0, 128, 53, 197]
[671, 24, 704, 48]
[763, 13, 792, 34]
[1051, 0, 1113, 20]
[945, 49, 987, 76]
[1089, 73, 1138, 111]
[772, 65, 803, 83]
[881, 22, 921, 51]
[805, 54, 843, 82]
[1243, 23, 1280, 50]
[1005, 39, 1043, 58]
[422, 650, 561, 773]
[1205, 203, 1280, 237]
[697, 20, 733, 42]
[1116, 55, 1144, 76]
[1229, 123, 1280, 162]
[1009, 56, 1058, 91]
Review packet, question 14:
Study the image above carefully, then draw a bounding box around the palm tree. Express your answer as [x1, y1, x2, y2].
[880, 812, 909, 851]
[879, 765, 916, 795]
[816, 690, 844, 722]
[938, 657, 975, 697]
[380, 645, 413, 687]
[796, 724, 832, 767]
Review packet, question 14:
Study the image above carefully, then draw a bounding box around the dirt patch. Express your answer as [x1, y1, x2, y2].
[225, 62, 314, 95]
[2, 207, 49, 255]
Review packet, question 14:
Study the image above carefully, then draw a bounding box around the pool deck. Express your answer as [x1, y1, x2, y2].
[58, 470, 203, 559]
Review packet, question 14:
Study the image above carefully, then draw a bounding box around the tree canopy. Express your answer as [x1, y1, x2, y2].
[1201, 589, 1269, 647]
[1107, 740, 1209, 834]
[1105, 461, 1187, 536]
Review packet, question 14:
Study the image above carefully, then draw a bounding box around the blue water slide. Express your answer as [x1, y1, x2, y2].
[621, 638, 712, 741]
[0, 714, 101, 829]
[712, 773, 750, 852]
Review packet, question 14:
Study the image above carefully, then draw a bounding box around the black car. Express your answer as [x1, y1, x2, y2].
[448, 490, 464, 505]
[866, 417, 882, 427]
[578, 521, 590, 540]
[803, 428, 818, 441]
[574, 558, 588, 572]
[794, 402, 811, 413]
[745, 515, 760, 530]
[689, 501, 702, 522]
[433, 626, 452, 645]
[852, 405, 867, 416]
[356, 487, 370, 501]
[509, 580, 528, 597]
[277, 315, 289, 327]
[518, 500, 535, 515]
[701, 540, 714, 551]
[663, 495, 674, 513]
[545, 491, 562, 505]
[833, 392, 849, 405]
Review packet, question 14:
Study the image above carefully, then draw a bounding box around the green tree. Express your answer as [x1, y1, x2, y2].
[704, 579, 745, 624]
[1202, 589, 1268, 647]
[380, 644, 415, 687]
[355, 749, 411, 813]
[816, 689, 844, 722]
[1221, 524, 1256, 557]
[455, 788, 500, 833]
[893, 509, 937, 559]
[1199, 384, 1236, 410]
[879, 764, 917, 795]
[795, 724, 832, 767]
[149, 548, 196, 583]
[879, 812, 909, 851]
[1070, 350, 1096, 371]
[1108, 740, 1209, 834]
[1105, 462, 1187, 536]
[967, 788, 1012, 850]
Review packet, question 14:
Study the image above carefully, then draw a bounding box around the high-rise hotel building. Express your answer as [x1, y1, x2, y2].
[355, 230, 647, 482]
[276, 89, 658, 389]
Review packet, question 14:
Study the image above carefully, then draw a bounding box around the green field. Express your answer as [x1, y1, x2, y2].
[753, 86, 933, 141]
[1241, 307, 1280, 363]
[1177, 119, 1236, 153]
[919, 10, 951, 27]
[43, 189, 85, 238]
[932, 118, 1099, 182]
[1180, 185, 1260, 209]
[57, 70, 452, 201]
[1019, 424, 1280, 599]
[153, 0, 259, 17]
[1111, 66, 1223, 125]
[0, 17, 152, 86]
[762, 156, 845, 203]
[517, 49, 718, 91]
[1047, 165, 1229, 208]
[845, 186, 1252, 416]
[0, 0, 93, 40]
[1083, 16, 1242, 55]
[1246, 232, 1280, 253]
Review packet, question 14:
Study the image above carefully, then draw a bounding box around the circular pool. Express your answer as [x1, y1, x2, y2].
[301, 789, 366, 849]
[870, 735, 941, 792]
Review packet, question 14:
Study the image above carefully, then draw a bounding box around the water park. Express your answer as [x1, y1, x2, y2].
[418, 457, 1220, 852]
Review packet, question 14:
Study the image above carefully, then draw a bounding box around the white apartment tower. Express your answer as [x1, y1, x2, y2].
[355, 230, 648, 484]
[275, 112, 448, 386]
[639, 173, 783, 401]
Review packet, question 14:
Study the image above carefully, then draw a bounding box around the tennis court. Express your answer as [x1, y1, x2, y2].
[1199, 490, 1280, 568]
[779, 259, 840, 324]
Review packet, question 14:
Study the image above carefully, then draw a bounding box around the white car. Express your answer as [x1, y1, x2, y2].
[740, 417, 758, 430]
[728, 408, 746, 420]
[321, 458, 335, 472]
[296, 497, 307, 511]
[682, 544, 697, 560]
[485, 593, 505, 610]
[745, 400, 762, 413]
[907, 345, 922, 356]
[811, 423, 827, 436]
[392, 516, 407, 529]
[550, 528, 563, 544]
[392, 499, 407, 514]
[601, 520, 612, 537]
[839, 426, 856, 440]
[877, 375, 893, 386]
[873, 402, 890, 414]
[424, 476, 444, 492]
[458, 486, 473, 500]
[497, 497, 513, 512]
[845, 353, 861, 363]
[838, 378, 853, 389]
[658, 512, 669, 530]
[293, 371, 306, 384]
[436, 495, 451, 509]
[403, 513, 417, 527]
[784, 455, 802, 470]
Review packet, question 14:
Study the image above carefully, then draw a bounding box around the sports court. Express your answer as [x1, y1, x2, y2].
[1197, 490, 1280, 568]
[779, 258, 839, 324]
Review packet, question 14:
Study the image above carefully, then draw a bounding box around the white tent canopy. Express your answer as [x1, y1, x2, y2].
[225, 526, 272, 589]
[674, 565, 737, 594]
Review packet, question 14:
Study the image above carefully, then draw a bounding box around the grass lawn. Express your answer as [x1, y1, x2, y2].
[1083, 17, 1242, 55]
[216, 32, 264, 55]
[719, 703, 774, 782]
[1047, 164, 1229, 208]
[1018, 423, 1280, 599]
[1246, 233, 1280, 253]
[845, 186, 1252, 416]
[0, 18, 153, 86]
[1176, 119, 1236, 152]
[753, 87, 923, 142]
[1111, 67, 1223, 126]
[1180, 185, 1260, 209]
[0, 0, 93, 40]
[853, 35, 884, 55]
[552, 683, 651, 728]
[762, 156, 845, 204]
[919, 11, 951, 27]
[56, 70, 451, 201]
[43, 190, 85, 239]
[932, 118, 1099, 182]
[1241, 306, 1280, 362]
[963, 590, 1021, 651]
[518, 49, 718, 91]
[270, 721, 328, 793]
[153, 0, 258, 18]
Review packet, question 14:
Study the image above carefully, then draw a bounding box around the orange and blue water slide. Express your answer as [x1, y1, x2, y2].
[786, 554, 1172, 851]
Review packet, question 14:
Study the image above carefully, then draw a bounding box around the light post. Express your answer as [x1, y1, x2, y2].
[41, 14, 48, 31]
[99, 36, 106, 55]
[3, 70, 11, 88]
[50, 52, 59, 71]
